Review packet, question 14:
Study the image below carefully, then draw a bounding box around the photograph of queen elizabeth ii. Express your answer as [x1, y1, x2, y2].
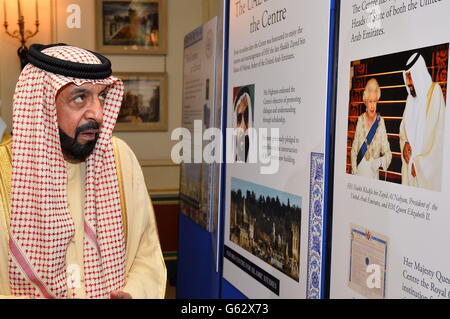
[350, 78, 392, 180]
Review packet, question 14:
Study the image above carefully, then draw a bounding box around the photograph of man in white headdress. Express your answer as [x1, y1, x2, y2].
[233, 85, 254, 163]
[399, 52, 446, 191]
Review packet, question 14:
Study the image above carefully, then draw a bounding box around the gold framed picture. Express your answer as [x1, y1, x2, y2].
[114, 72, 168, 131]
[96, 0, 167, 55]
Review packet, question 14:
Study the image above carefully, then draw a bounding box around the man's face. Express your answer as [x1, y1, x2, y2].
[236, 95, 249, 131]
[235, 94, 250, 161]
[364, 91, 378, 118]
[55, 82, 108, 161]
[405, 71, 417, 97]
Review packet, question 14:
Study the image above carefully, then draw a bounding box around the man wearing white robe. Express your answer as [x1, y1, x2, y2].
[0, 44, 166, 299]
[399, 53, 446, 191]
[0, 138, 167, 298]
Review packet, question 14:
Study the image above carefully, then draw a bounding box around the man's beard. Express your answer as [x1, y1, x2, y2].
[59, 122, 100, 162]
[235, 131, 249, 163]
[408, 85, 417, 98]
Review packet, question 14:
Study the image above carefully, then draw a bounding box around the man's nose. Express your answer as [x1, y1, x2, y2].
[85, 96, 104, 125]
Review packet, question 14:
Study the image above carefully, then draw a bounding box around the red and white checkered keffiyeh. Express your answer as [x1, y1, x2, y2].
[8, 45, 126, 299]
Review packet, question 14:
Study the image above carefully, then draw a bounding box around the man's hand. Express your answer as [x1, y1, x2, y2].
[110, 291, 132, 299]
[411, 163, 416, 178]
[403, 142, 412, 164]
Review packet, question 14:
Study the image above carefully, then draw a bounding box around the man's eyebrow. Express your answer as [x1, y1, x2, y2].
[70, 87, 109, 95]
[70, 87, 88, 95]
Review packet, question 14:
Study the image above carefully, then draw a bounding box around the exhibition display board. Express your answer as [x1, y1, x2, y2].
[222, 1, 335, 298]
[331, 0, 450, 298]
[180, 17, 220, 232]
[177, 17, 224, 298]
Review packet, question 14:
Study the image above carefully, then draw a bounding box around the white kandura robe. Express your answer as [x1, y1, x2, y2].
[0, 137, 167, 298]
[399, 83, 446, 191]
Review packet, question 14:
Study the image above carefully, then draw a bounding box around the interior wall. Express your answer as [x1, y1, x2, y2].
[0, 0, 205, 194]
[202, 0, 222, 22]
[0, 0, 53, 128]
